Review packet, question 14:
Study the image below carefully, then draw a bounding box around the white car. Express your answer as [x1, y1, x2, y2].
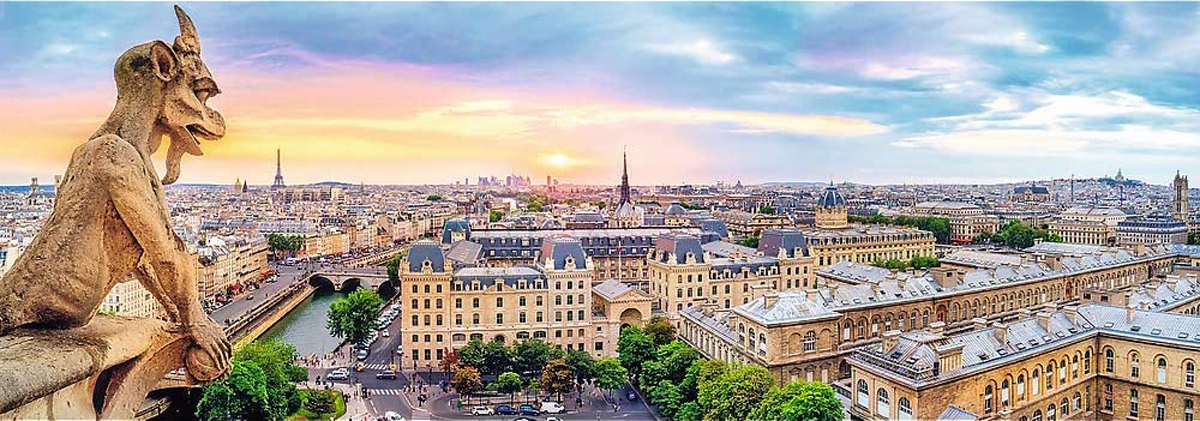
[471, 406, 494, 416]
[381, 330, 390, 337]
[541, 402, 566, 414]
[384, 411, 405, 421]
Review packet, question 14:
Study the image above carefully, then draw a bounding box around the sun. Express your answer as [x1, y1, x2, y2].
[541, 153, 572, 168]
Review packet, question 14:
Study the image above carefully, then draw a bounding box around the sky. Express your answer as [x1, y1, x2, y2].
[0, 2, 1197, 186]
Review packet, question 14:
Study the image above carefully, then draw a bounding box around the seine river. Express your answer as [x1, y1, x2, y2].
[260, 289, 347, 357]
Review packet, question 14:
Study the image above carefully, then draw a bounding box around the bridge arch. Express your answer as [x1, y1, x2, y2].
[339, 277, 362, 292]
[309, 275, 335, 291]
[376, 280, 397, 300]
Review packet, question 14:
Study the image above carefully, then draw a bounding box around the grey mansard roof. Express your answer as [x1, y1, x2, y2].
[441, 218, 471, 244]
[757, 229, 809, 258]
[654, 234, 706, 264]
[818, 185, 847, 208]
[408, 240, 446, 272]
[702, 241, 756, 258]
[539, 237, 588, 270]
[665, 203, 688, 216]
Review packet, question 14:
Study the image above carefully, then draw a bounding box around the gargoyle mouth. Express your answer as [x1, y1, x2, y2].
[186, 124, 222, 141]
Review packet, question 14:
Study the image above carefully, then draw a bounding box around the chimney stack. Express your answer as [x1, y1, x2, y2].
[1127, 305, 1137, 323]
[929, 267, 960, 289]
[1035, 311, 1054, 330]
[764, 293, 780, 310]
[930, 321, 946, 336]
[805, 289, 821, 302]
[971, 317, 988, 331]
[1062, 305, 1079, 324]
[882, 330, 902, 350]
[993, 322, 1009, 344]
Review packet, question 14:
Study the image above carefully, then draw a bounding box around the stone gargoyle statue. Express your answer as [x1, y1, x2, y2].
[0, 5, 231, 419]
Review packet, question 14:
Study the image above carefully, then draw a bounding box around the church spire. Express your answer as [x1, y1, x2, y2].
[618, 146, 631, 205]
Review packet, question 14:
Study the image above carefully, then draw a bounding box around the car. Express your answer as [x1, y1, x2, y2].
[471, 406, 494, 416]
[355, 362, 365, 372]
[356, 350, 368, 360]
[383, 411, 405, 421]
[628, 391, 637, 401]
[376, 370, 397, 380]
[541, 401, 566, 414]
[381, 330, 390, 337]
[518, 404, 539, 416]
[327, 368, 349, 380]
[495, 405, 517, 415]
[514, 417, 537, 421]
[547, 418, 563, 421]
[245, 294, 254, 300]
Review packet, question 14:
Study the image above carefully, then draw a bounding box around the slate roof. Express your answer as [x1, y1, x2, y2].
[445, 240, 482, 265]
[539, 237, 588, 270]
[938, 405, 979, 421]
[693, 217, 729, 238]
[593, 279, 645, 301]
[736, 292, 838, 325]
[440, 218, 472, 244]
[701, 241, 757, 258]
[654, 234, 706, 264]
[941, 250, 1024, 269]
[408, 240, 446, 272]
[818, 185, 847, 208]
[452, 266, 544, 288]
[757, 229, 809, 258]
[665, 203, 688, 216]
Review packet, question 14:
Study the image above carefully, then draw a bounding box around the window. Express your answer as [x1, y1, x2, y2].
[1132, 353, 1141, 378]
[1032, 369, 1041, 395]
[1131, 389, 1140, 418]
[455, 298, 462, 309]
[877, 388, 890, 416]
[455, 314, 462, 325]
[1187, 362, 1196, 387]
[1033, 410, 1042, 421]
[1047, 403, 1056, 421]
[1104, 383, 1113, 411]
[984, 385, 994, 414]
[1106, 348, 1114, 373]
[857, 380, 869, 408]
[1059, 360, 1067, 384]
[1073, 392, 1081, 412]
[1185, 399, 1194, 421]
[1156, 395, 1166, 421]
[1018, 374, 1026, 397]
[898, 398, 912, 420]
[1084, 349, 1092, 374]
[496, 297, 504, 308]
[1001, 380, 1011, 407]
[1158, 357, 1168, 383]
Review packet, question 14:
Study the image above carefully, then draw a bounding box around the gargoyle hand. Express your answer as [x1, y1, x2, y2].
[186, 315, 232, 378]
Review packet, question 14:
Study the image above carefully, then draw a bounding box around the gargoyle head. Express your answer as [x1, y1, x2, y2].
[112, 5, 224, 184]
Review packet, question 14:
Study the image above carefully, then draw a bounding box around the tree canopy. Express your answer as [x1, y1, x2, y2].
[489, 209, 506, 223]
[749, 381, 844, 421]
[977, 220, 1062, 248]
[196, 360, 272, 421]
[850, 214, 952, 243]
[540, 358, 575, 401]
[513, 338, 565, 376]
[617, 326, 656, 377]
[326, 289, 382, 345]
[593, 357, 628, 395]
[736, 236, 760, 248]
[696, 364, 776, 421]
[643, 315, 678, 347]
[266, 233, 304, 257]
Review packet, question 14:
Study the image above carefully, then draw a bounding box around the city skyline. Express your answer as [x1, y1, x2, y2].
[1, 2, 1197, 186]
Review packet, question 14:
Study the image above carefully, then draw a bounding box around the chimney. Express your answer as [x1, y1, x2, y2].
[805, 289, 821, 302]
[930, 321, 946, 336]
[1046, 254, 1065, 271]
[897, 275, 908, 292]
[1166, 276, 1180, 291]
[764, 293, 780, 310]
[1035, 311, 1054, 330]
[1126, 305, 1136, 323]
[929, 267, 960, 289]
[993, 322, 1008, 344]
[1062, 305, 1079, 323]
[971, 317, 988, 331]
[1134, 244, 1147, 256]
[933, 341, 965, 375]
[882, 330, 902, 350]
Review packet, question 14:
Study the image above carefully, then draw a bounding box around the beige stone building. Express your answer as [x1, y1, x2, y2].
[398, 238, 652, 367]
[99, 279, 163, 319]
[196, 233, 269, 298]
[677, 242, 1182, 387]
[911, 201, 1000, 244]
[713, 209, 790, 238]
[1049, 207, 1127, 247]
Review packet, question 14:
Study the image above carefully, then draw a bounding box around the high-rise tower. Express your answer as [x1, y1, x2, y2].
[272, 148, 286, 189]
[1173, 170, 1188, 222]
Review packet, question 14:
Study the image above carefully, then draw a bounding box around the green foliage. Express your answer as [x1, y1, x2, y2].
[196, 360, 272, 421]
[292, 390, 345, 421]
[496, 372, 524, 404]
[749, 381, 844, 421]
[1190, 232, 1200, 245]
[235, 340, 307, 418]
[451, 366, 484, 397]
[457, 339, 516, 376]
[566, 348, 597, 386]
[696, 364, 775, 421]
[736, 236, 760, 249]
[326, 288, 382, 345]
[527, 199, 545, 212]
[649, 380, 685, 418]
[679, 202, 708, 211]
[540, 358, 576, 400]
[489, 209, 506, 223]
[616, 326, 656, 376]
[872, 255, 940, 270]
[513, 338, 565, 376]
[426, 194, 442, 201]
[385, 254, 402, 282]
[983, 220, 1062, 249]
[643, 315, 678, 347]
[266, 233, 304, 256]
[303, 389, 338, 416]
[849, 214, 952, 243]
[594, 357, 628, 393]
[759, 205, 775, 214]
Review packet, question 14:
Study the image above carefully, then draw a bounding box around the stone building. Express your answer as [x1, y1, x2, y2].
[677, 242, 1182, 387]
[1049, 207, 1126, 247]
[398, 239, 651, 367]
[1117, 218, 1188, 246]
[713, 209, 791, 238]
[912, 201, 1000, 244]
[1175, 171, 1189, 223]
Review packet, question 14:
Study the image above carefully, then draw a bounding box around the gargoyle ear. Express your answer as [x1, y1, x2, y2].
[149, 41, 178, 82]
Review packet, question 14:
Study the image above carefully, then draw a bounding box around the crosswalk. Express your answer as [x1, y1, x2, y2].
[365, 388, 404, 396]
[359, 363, 391, 370]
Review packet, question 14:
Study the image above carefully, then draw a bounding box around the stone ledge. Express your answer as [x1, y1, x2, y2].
[0, 315, 193, 420]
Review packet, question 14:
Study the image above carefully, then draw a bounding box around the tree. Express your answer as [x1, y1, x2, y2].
[303, 389, 338, 416]
[616, 326, 655, 377]
[658, 341, 702, 384]
[266, 233, 304, 258]
[234, 340, 307, 418]
[540, 358, 575, 402]
[489, 209, 505, 223]
[594, 357, 628, 400]
[196, 360, 272, 421]
[457, 340, 486, 371]
[759, 205, 775, 214]
[643, 315, 677, 347]
[450, 366, 483, 404]
[426, 194, 442, 201]
[496, 372, 524, 406]
[527, 199, 545, 212]
[566, 348, 597, 387]
[649, 380, 685, 418]
[326, 288, 382, 346]
[385, 254, 402, 282]
[697, 364, 775, 421]
[440, 349, 461, 373]
[909, 255, 940, 269]
[479, 340, 514, 376]
[736, 236, 760, 248]
[513, 338, 565, 376]
[750, 381, 843, 421]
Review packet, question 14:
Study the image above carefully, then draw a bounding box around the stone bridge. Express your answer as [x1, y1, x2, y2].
[309, 267, 394, 296]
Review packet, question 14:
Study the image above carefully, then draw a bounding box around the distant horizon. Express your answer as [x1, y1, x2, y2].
[1, 3, 1196, 185]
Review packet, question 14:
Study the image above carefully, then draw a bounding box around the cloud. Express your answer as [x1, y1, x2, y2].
[859, 56, 977, 81]
[646, 39, 739, 65]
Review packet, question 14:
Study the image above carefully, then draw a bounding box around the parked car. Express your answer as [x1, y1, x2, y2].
[356, 349, 368, 360]
[495, 405, 518, 415]
[546, 418, 563, 421]
[383, 411, 405, 421]
[628, 391, 637, 401]
[245, 294, 254, 300]
[514, 417, 537, 421]
[376, 370, 397, 380]
[541, 402, 566, 414]
[471, 406, 494, 416]
[327, 368, 349, 380]
[518, 404, 539, 416]
[381, 330, 390, 337]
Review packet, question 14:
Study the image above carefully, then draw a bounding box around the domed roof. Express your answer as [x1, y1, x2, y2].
[665, 203, 688, 216]
[818, 185, 846, 208]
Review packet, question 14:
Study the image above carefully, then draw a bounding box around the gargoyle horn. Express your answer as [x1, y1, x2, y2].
[173, 5, 200, 55]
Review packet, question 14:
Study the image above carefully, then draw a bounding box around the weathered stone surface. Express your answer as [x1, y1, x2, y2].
[0, 5, 231, 419]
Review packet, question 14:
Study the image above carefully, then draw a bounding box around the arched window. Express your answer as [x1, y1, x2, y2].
[1060, 398, 1069, 416]
[984, 384, 994, 414]
[1018, 374, 1026, 397]
[1059, 359, 1067, 383]
[1047, 403, 1057, 421]
[1001, 380, 1011, 407]
[1156, 394, 1166, 421]
[877, 388, 890, 416]
[1132, 353, 1141, 378]
[1084, 349, 1092, 374]
[1032, 368, 1041, 395]
[1187, 361, 1196, 388]
[1106, 348, 1115, 373]
[1073, 392, 1082, 412]
[857, 380, 869, 408]
[1032, 410, 1043, 421]
[898, 397, 913, 420]
[1158, 357, 1169, 383]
